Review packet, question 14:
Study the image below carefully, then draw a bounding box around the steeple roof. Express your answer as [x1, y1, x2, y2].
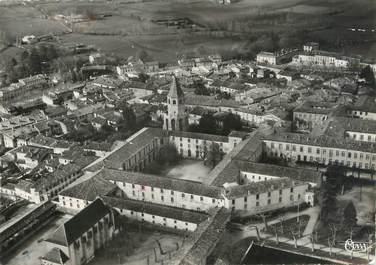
[168, 76, 184, 99]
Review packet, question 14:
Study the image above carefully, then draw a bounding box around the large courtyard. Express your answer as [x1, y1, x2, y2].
[162, 159, 211, 183]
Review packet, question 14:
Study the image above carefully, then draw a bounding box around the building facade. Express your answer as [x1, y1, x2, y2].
[263, 133, 376, 170]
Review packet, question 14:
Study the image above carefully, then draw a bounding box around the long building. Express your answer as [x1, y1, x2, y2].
[263, 133, 376, 170]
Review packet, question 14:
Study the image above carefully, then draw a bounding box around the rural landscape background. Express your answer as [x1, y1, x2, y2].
[0, 0, 375, 67]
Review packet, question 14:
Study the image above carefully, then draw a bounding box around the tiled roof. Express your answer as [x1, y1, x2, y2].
[82, 141, 112, 152]
[326, 117, 376, 136]
[170, 207, 230, 265]
[170, 130, 229, 143]
[352, 96, 376, 113]
[102, 196, 208, 224]
[60, 176, 117, 201]
[41, 247, 69, 264]
[264, 132, 376, 153]
[293, 101, 337, 115]
[33, 163, 82, 192]
[30, 135, 75, 149]
[206, 132, 262, 186]
[185, 94, 240, 108]
[223, 178, 305, 199]
[99, 168, 223, 199]
[228, 131, 249, 139]
[104, 127, 166, 170]
[47, 198, 111, 246]
[168, 76, 184, 98]
[235, 161, 321, 184]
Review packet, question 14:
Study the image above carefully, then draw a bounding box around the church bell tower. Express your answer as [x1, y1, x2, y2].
[163, 75, 188, 131]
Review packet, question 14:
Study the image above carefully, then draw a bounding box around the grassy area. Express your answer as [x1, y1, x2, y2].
[0, 4, 69, 39]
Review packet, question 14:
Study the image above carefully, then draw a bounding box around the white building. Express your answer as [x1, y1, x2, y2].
[348, 96, 376, 121]
[263, 133, 376, 170]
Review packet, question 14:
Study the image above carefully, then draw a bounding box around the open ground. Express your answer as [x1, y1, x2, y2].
[1, 0, 375, 66]
[2, 213, 71, 265]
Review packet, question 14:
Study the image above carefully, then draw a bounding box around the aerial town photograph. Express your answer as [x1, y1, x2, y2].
[0, 0, 375, 264]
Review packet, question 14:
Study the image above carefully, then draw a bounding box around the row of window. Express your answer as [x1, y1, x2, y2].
[270, 142, 376, 160]
[269, 151, 376, 169]
[232, 194, 301, 208]
[348, 132, 376, 142]
[122, 182, 216, 203]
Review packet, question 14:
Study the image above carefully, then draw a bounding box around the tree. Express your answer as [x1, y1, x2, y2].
[137, 50, 153, 62]
[27, 47, 42, 74]
[319, 180, 338, 224]
[121, 105, 136, 129]
[194, 81, 211, 96]
[156, 143, 181, 165]
[360, 65, 376, 88]
[138, 72, 149, 83]
[196, 113, 218, 135]
[205, 143, 224, 169]
[342, 201, 357, 231]
[221, 113, 242, 135]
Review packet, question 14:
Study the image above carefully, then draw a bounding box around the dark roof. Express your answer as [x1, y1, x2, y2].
[168, 76, 184, 99]
[236, 161, 320, 184]
[47, 198, 111, 246]
[41, 248, 69, 264]
[206, 132, 263, 186]
[59, 176, 117, 201]
[102, 196, 208, 224]
[325, 117, 376, 137]
[352, 96, 376, 113]
[170, 130, 229, 143]
[170, 207, 230, 265]
[228, 131, 249, 139]
[264, 132, 376, 153]
[224, 178, 306, 199]
[293, 101, 337, 115]
[104, 127, 166, 170]
[100, 168, 223, 199]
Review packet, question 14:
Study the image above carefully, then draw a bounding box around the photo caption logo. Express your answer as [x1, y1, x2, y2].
[344, 239, 375, 253]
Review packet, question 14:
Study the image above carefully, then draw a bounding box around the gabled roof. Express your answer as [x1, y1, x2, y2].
[168, 76, 184, 99]
[102, 196, 208, 224]
[41, 247, 69, 264]
[60, 176, 117, 201]
[47, 198, 110, 246]
[100, 168, 223, 199]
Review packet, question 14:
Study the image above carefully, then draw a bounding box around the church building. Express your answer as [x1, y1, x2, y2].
[163, 76, 188, 131]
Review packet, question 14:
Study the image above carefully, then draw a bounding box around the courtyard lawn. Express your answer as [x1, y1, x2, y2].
[163, 159, 211, 183]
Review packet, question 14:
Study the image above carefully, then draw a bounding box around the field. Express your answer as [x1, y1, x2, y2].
[1, 0, 376, 66]
[0, 4, 69, 39]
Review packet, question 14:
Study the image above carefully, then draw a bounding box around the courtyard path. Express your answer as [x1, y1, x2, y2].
[232, 206, 374, 264]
